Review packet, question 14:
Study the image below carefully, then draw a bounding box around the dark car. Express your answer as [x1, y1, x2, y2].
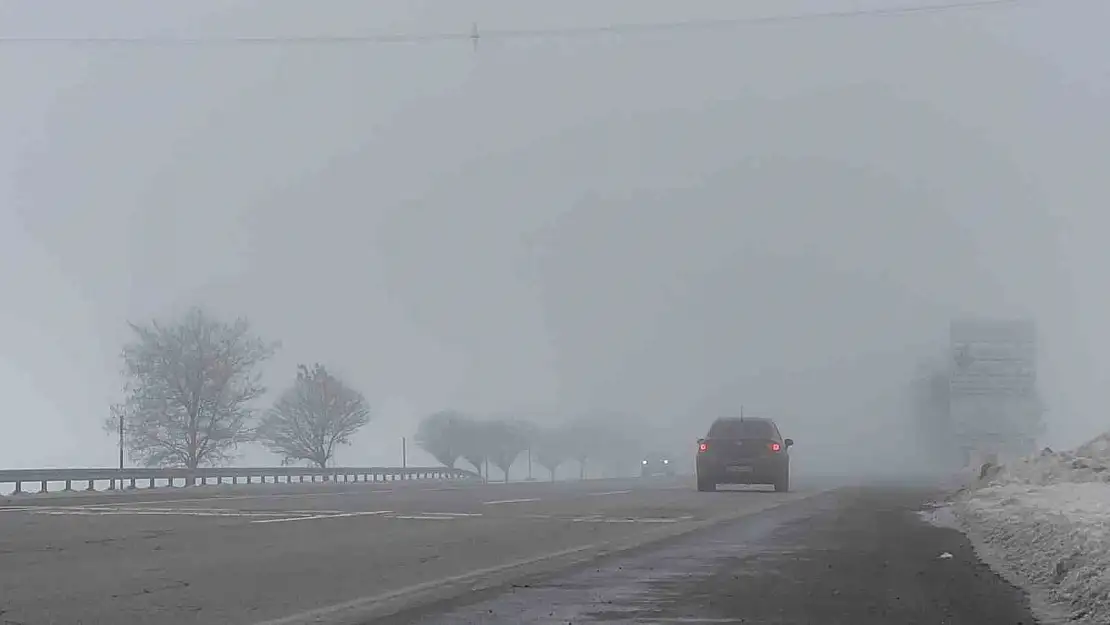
[695, 417, 793, 492]
[640, 452, 675, 477]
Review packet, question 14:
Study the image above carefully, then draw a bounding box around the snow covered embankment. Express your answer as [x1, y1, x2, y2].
[955, 434, 1110, 624]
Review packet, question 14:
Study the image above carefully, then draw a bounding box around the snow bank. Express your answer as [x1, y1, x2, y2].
[978, 433, 1110, 487]
[954, 433, 1110, 624]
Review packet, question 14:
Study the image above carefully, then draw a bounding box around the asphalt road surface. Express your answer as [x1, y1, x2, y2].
[0, 476, 1039, 625]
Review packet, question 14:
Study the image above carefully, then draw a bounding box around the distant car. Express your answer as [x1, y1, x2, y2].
[640, 452, 675, 477]
[695, 417, 793, 492]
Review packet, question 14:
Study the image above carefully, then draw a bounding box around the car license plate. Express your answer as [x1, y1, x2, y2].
[726, 466, 753, 473]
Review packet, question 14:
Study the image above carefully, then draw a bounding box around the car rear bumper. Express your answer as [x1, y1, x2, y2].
[697, 456, 787, 484]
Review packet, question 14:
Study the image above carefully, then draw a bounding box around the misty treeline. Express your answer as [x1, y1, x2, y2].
[105, 307, 368, 470]
[414, 411, 636, 482]
[104, 307, 642, 478]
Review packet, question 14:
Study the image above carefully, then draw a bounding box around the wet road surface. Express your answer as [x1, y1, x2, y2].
[0, 476, 825, 625]
[394, 486, 1038, 625]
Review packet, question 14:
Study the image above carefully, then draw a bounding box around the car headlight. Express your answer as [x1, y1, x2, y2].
[663, 459, 669, 464]
[642, 460, 648, 465]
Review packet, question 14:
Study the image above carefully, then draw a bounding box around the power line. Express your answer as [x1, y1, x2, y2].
[0, 0, 1057, 47]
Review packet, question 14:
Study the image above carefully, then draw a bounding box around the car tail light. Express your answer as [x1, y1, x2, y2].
[698, 442, 708, 453]
[770, 442, 782, 452]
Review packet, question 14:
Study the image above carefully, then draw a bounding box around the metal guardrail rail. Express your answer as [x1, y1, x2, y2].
[0, 466, 480, 495]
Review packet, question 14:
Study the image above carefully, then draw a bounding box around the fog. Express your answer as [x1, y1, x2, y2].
[2, 0, 1108, 477]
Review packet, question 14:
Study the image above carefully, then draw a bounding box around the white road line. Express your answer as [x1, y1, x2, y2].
[251, 542, 603, 625]
[93, 490, 394, 507]
[588, 490, 632, 496]
[408, 512, 482, 517]
[26, 509, 290, 518]
[251, 511, 392, 524]
[481, 498, 541, 505]
[570, 516, 690, 524]
[648, 620, 749, 623]
[390, 515, 460, 520]
[73, 506, 292, 514]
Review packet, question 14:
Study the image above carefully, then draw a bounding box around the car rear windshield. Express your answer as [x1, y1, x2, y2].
[708, 419, 776, 439]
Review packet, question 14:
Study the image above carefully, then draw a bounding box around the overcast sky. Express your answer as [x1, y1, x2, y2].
[2, 0, 1107, 471]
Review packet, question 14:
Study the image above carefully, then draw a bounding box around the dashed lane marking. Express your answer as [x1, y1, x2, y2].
[571, 515, 695, 524]
[11, 506, 294, 519]
[482, 498, 541, 505]
[0, 490, 397, 510]
[390, 515, 460, 520]
[647, 620, 749, 623]
[1, 505, 489, 523]
[3, 503, 697, 525]
[411, 512, 482, 517]
[588, 490, 632, 496]
[101, 490, 395, 506]
[252, 511, 393, 524]
[0, 490, 401, 510]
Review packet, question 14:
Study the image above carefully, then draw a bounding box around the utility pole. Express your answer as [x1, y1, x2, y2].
[526, 447, 534, 481]
[402, 437, 407, 468]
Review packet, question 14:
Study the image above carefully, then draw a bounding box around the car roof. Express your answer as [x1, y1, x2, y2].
[707, 417, 781, 439]
[713, 416, 775, 424]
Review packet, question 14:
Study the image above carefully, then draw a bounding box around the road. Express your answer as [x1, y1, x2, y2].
[0, 476, 1039, 625]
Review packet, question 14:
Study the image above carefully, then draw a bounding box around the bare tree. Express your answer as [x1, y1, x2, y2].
[533, 426, 569, 482]
[486, 419, 530, 483]
[563, 419, 607, 480]
[256, 364, 371, 468]
[414, 410, 468, 469]
[109, 307, 277, 469]
[453, 417, 497, 481]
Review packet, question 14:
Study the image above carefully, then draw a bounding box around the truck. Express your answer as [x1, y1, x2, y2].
[913, 317, 1043, 469]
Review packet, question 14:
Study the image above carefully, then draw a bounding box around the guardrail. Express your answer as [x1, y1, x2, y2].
[0, 466, 479, 496]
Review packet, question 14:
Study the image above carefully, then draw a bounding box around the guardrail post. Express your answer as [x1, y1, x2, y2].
[12, 480, 22, 495]
[64, 479, 73, 492]
[128, 477, 137, 490]
[40, 479, 48, 493]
